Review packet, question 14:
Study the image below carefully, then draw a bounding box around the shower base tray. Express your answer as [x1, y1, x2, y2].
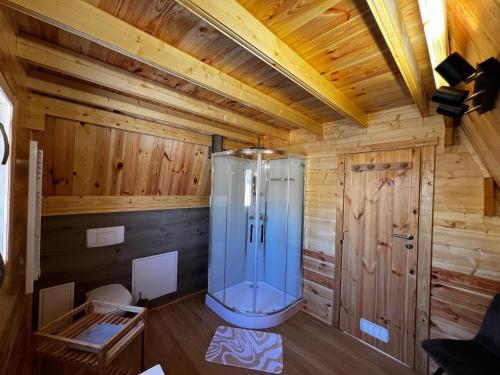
[206, 283, 302, 329]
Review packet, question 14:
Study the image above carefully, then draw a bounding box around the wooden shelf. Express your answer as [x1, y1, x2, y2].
[33, 301, 146, 374]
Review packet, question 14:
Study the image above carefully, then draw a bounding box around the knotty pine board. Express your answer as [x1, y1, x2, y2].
[0, 6, 31, 375]
[14, 0, 425, 127]
[42, 195, 209, 216]
[292, 105, 442, 324]
[447, 0, 500, 187]
[286, 103, 500, 358]
[33, 117, 211, 197]
[431, 132, 500, 346]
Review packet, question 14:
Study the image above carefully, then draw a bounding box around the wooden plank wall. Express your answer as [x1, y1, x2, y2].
[35, 208, 209, 328]
[34, 117, 211, 197]
[31, 115, 213, 215]
[0, 6, 30, 375]
[431, 131, 500, 340]
[447, 0, 500, 187]
[271, 104, 500, 363]
[267, 105, 445, 324]
[428, 0, 500, 364]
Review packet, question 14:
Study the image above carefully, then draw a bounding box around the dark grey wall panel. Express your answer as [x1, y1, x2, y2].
[34, 208, 209, 325]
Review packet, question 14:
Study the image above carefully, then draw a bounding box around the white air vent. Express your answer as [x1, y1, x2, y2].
[360, 318, 389, 343]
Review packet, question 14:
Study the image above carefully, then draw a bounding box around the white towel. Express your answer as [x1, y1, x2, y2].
[75, 322, 124, 345]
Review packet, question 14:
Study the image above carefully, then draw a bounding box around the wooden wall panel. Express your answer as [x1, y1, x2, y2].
[447, 0, 500, 186]
[34, 208, 209, 327]
[280, 104, 500, 372]
[0, 107, 30, 367]
[34, 117, 211, 197]
[278, 104, 444, 326]
[42, 195, 210, 216]
[0, 6, 30, 375]
[431, 131, 500, 352]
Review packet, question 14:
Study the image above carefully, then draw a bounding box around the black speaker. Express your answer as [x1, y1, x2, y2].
[472, 57, 500, 114]
[436, 103, 469, 118]
[431, 86, 469, 106]
[435, 52, 476, 86]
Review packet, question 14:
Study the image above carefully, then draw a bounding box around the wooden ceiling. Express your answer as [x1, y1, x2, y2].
[8, 0, 437, 141]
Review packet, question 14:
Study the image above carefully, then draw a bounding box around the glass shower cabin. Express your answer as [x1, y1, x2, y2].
[206, 149, 305, 329]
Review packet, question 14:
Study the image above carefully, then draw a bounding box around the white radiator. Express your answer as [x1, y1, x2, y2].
[26, 141, 43, 294]
[132, 251, 178, 303]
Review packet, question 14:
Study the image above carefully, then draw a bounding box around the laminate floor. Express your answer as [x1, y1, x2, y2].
[144, 293, 416, 375]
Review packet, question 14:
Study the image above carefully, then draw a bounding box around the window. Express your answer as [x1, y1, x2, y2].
[0, 86, 12, 263]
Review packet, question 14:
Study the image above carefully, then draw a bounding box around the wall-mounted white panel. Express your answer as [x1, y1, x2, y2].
[86, 226, 124, 248]
[132, 251, 178, 303]
[38, 282, 75, 328]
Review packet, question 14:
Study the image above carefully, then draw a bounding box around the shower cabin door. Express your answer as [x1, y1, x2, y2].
[250, 156, 269, 314]
[209, 156, 253, 312]
[254, 157, 299, 314]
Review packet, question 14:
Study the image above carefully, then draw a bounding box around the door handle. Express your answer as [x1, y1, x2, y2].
[249, 224, 254, 243]
[260, 224, 264, 243]
[392, 233, 414, 240]
[0, 122, 9, 165]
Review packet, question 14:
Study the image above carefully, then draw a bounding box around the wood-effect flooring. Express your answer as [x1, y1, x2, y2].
[144, 293, 416, 375]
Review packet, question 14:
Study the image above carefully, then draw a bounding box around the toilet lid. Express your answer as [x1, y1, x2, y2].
[87, 284, 132, 306]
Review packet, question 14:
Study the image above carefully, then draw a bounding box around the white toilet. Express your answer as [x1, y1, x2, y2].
[86, 284, 133, 314]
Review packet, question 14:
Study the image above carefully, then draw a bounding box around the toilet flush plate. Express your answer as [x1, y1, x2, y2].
[86, 226, 125, 248]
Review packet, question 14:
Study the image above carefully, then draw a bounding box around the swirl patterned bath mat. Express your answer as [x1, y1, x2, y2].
[205, 326, 283, 374]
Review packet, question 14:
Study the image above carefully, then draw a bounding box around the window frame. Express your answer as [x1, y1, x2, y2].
[0, 77, 14, 264]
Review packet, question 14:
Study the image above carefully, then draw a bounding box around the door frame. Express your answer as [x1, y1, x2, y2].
[333, 138, 437, 374]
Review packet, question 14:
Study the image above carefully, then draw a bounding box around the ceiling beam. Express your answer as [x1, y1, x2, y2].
[26, 75, 260, 145]
[366, 0, 429, 116]
[16, 36, 289, 141]
[1, 0, 322, 134]
[417, 0, 448, 88]
[417, 0, 454, 145]
[175, 0, 368, 128]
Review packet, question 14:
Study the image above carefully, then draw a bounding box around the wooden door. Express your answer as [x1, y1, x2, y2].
[339, 148, 421, 367]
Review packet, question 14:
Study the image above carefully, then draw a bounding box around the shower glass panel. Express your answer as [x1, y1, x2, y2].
[207, 149, 305, 327]
[207, 156, 228, 300]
